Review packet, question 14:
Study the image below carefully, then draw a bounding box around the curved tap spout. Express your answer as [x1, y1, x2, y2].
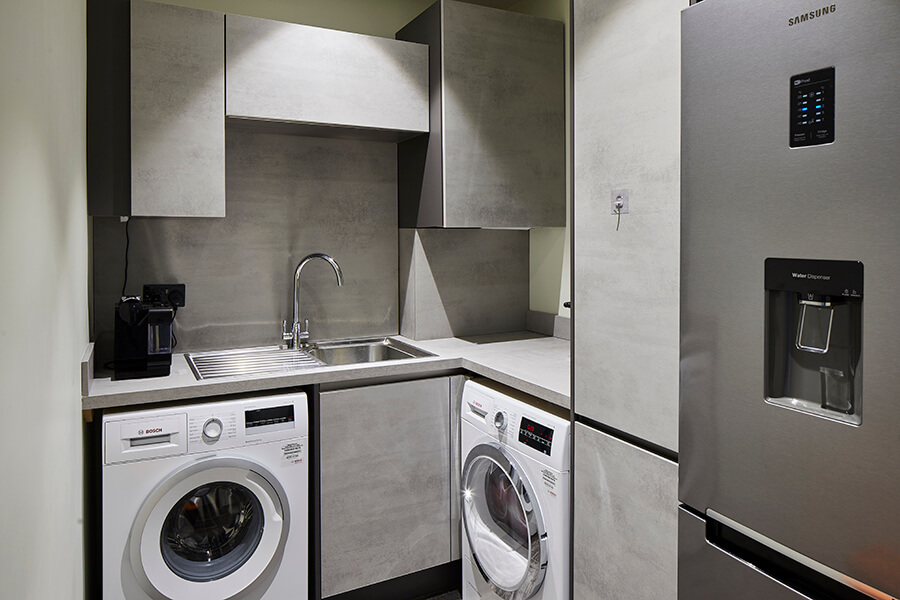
[290, 253, 344, 348]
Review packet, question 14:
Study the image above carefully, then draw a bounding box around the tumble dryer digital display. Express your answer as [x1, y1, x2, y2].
[519, 417, 553, 455]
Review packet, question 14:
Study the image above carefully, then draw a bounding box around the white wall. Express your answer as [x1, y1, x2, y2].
[0, 0, 89, 598]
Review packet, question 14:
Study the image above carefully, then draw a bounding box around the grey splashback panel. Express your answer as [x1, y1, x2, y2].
[399, 228, 529, 340]
[92, 129, 398, 365]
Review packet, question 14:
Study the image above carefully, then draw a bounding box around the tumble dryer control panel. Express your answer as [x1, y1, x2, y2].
[461, 379, 571, 471]
[518, 416, 554, 456]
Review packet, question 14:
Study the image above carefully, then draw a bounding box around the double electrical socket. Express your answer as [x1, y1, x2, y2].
[142, 284, 186, 307]
[611, 189, 630, 214]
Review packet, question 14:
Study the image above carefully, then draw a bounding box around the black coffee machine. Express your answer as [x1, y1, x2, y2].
[114, 284, 185, 380]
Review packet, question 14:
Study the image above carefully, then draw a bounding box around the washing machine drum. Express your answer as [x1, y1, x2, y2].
[128, 457, 291, 600]
[462, 443, 548, 600]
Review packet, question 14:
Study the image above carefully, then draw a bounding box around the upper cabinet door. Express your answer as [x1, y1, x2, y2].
[225, 16, 429, 139]
[131, 0, 225, 217]
[397, 0, 566, 229]
[88, 0, 225, 217]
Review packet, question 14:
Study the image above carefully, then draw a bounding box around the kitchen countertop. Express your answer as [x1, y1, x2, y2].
[82, 332, 570, 411]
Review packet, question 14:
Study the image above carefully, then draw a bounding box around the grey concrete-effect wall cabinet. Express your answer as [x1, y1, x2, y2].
[573, 423, 678, 600]
[88, 0, 225, 217]
[226, 15, 429, 141]
[397, 0, 566, 228]
[319, 377, 452, 597]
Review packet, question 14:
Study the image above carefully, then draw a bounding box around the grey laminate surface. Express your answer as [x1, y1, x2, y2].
[92, 130, 398, 367]
[397, 0, 565, 228]
[130, 0, 225, 217]
[411, 334, 570, 409]
[83, 333, 570, 410]
[399, 229, 529, 341]
[320, 377, 451, 596]
[573, 422, 678, 600]
[226, 15, 428, 133]
[573, 0, 681, 451]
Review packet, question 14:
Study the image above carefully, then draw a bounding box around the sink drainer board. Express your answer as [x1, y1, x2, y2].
[186, 346, 324, 380]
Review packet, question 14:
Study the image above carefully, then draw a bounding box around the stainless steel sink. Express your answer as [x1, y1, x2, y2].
[185, 338, 433, 379]
[307, 337, 434, 366]
[186, 346, 324, 380]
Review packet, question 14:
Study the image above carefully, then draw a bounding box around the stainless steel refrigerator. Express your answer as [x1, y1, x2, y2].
[680, 1, 900, 599]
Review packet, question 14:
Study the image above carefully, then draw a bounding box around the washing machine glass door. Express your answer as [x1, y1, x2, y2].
[462, 443, 547, 600]
[129, 457, 291, 600]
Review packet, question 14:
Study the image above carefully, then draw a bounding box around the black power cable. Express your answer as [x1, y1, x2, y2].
[121, 217, 131, 298]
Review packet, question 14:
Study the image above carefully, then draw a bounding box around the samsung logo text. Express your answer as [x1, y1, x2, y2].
[789, 4, 836, 27]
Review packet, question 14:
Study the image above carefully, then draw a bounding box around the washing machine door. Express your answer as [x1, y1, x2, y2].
[128, 456, 290, 600]
[462, 443, 548, 600]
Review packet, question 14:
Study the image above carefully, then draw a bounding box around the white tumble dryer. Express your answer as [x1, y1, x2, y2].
[460, 379, 571, 600]
[101, 392, 309, 600]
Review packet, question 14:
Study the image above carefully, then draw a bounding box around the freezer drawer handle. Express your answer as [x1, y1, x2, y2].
[706, 511, 893, 600]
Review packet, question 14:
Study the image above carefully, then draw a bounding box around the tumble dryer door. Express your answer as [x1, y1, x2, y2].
[128, 456, 291, 600]
[462, 443, 547, 600]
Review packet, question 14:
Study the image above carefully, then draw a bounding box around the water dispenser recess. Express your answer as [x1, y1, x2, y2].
[764, 258, 863, 425]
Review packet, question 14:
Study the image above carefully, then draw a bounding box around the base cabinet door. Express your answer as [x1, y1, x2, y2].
[320, 377, 451, 597]
[573, 423, 678, 600]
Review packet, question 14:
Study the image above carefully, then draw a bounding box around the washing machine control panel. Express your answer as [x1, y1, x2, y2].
[493, 410, 507, 431]
[189, 412, 239, 447]
[186, 397, 302, 451]
[202, 418, 224, 441]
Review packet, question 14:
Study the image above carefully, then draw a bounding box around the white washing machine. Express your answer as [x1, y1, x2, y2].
[460, 380, 571, 600]
[102, 392, 309, 600]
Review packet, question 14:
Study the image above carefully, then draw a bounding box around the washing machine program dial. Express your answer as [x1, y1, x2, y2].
[202, 418, 223, 442]
[493, 411, 507, 431]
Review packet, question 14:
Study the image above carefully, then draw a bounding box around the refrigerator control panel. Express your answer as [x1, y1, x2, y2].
[790, 67, 834, 148]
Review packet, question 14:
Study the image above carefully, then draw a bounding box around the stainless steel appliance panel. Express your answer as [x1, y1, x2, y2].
[680, 0, 900, 596]
[678, 508, 811, 600]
